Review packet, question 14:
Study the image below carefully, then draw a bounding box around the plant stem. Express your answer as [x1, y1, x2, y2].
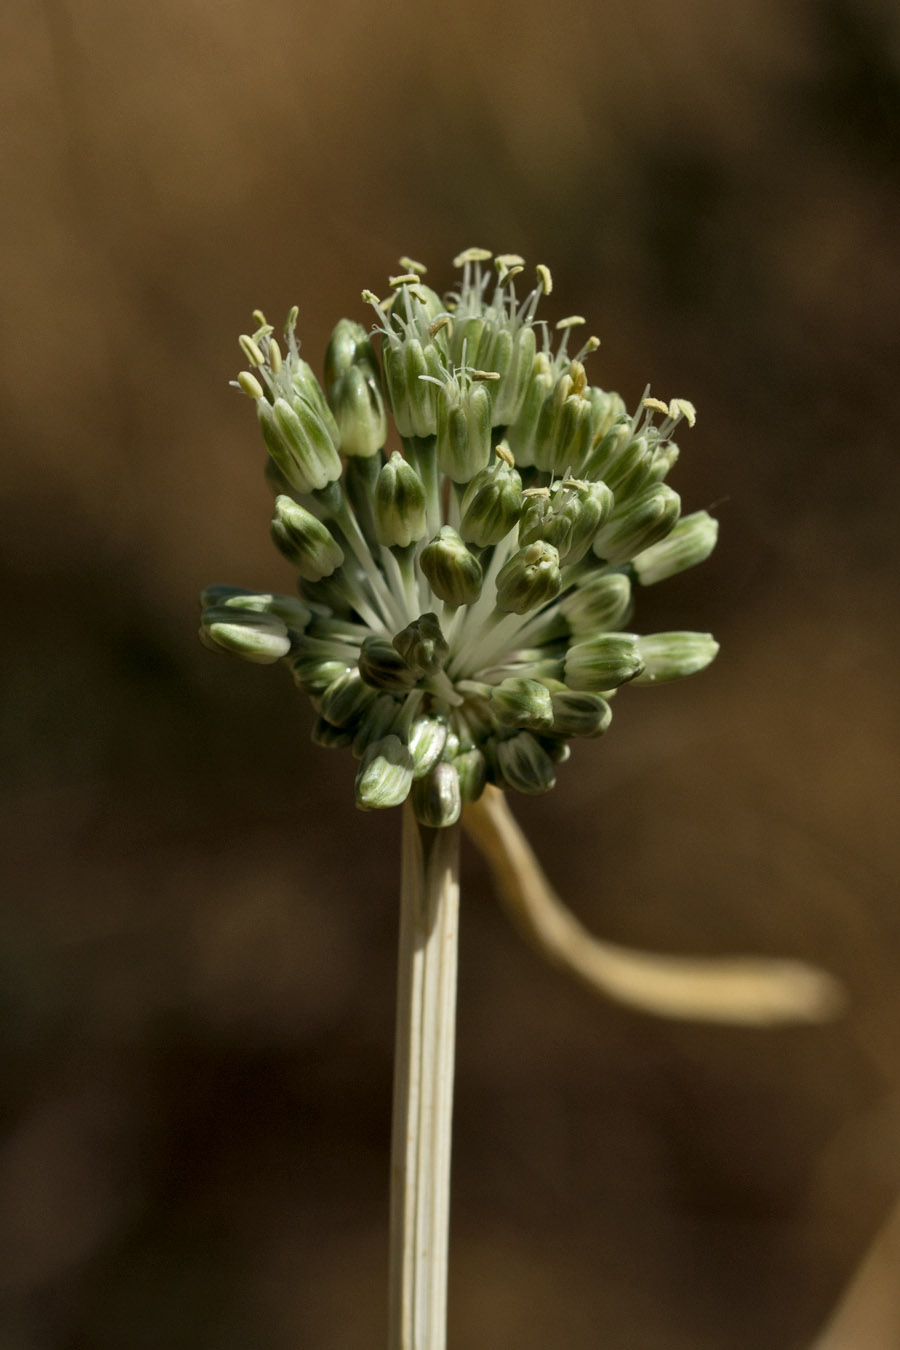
[389, 803, 461, 1350]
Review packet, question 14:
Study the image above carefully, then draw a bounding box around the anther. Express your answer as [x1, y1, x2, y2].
[239, 334, 266, 367]
[268, 339, 282, 374]
[536, 264, 553, 295]
[453, 247, 493, 266]
[237, 371, 264, 399]
[398, 256, 428, 275]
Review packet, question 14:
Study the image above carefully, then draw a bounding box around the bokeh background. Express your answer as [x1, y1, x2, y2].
[3, 0, 900, 1345]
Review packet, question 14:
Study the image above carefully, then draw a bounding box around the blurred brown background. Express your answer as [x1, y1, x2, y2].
[3, 0, 900, 1345]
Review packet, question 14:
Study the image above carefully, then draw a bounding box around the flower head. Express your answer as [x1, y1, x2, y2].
[202, 251, 719, 825]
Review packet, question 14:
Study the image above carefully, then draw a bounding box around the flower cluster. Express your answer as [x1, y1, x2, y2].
[200, 249, 719, 827]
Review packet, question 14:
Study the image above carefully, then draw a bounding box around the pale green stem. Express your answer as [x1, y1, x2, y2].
[389, 805, 461, 1350]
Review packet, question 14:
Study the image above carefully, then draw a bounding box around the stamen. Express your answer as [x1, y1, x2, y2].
[236, 371, 264, 399]
[268, 339, 282, 374]
[389, 273, 422, 288]
[398, 256, 428, 275]
[536, 264, 553, 295]
[453, 247, 493, 266]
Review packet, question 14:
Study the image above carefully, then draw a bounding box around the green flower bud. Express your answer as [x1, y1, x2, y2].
[435, 379, 493, 482]
[320, 668, 377, 727]
[420, 527, 483, 607]
[408, 713, 449, 777]
[631, 631, 719, 684]
[324, 318, 380, 390]
[549, 690, 613, 738]
[506, 352, 553, 467]
[588, 388, 627, 441]
[374, 451, 427, 548]
[311, 716, 355, 750]
[382, 338, 443, 438]
[459, 451, 523, 547]
[632, 511, 719, 585]
[564, 633, 645, 691]
[358, 635, 420, 691]
[489, 325, 537, 426]
[532, 370, 593, 477]
[355, 734, 415, 810]
[489, 677, 554, 731]
[452, 747, 487, 802]
[592, 484, 681, 565]
[352, 692, 403, 758]
[495, 541, 561, 614]
[270, 495, 345, 581]
[287, 360, 342, 448]
[560, 571, 633, 635]
[392, 612, 449, 677]
[199, 606, 292, 665]
[291, 653, 351, 697]
[199, 586, 311, 631]
[495, 731, 557, 795]
[411, 762, 461, 828]
[258, 395, 343, 495]
[327, 365, 387, 458]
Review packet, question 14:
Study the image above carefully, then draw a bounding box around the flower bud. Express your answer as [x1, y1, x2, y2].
[495, 541, 561, 614]
[392, 613, 449, 677]
[324, 318, 380, 390]
[459, 452, 523, 547]
[532, 373, 593, 477]
[549, 690, 613, 738]
[358, 636, 420, 691]
[632, 511, 719, 585]
[258, 395, 343, 494]
[631, 632, 719, 684]
[374, 451, 427, 548]
[489, 325, 537, 426]
[355, 734, 415, 810]
[411, 762, 461, 828]
[291, 653, 351, 697]
[352, 693, 403, 758]
[592, 484, 681, 564]
[270, 495, 345, 581]
[200, 586, 311, 631]
[199, 606, 292, 665]
[506, 352, 553, 467]
[382, 338, 443, 438]
[420, 527, 483, 606]
[489, 677, 554, 731]
[435, 379, 492, 482]
[564, 633, 645, 690]
[311, 716, 355, 750]
[319, 668, 377, 727]
[494, 731, 557, 795]
[327, 365, 387, 458]
[452, 747, 487, 802]
[588, 387, 627, 441]
[408, 713, 449, 777]
[560, 571, 632, 635]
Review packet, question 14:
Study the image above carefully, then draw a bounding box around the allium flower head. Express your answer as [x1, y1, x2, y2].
[201, 251, 719, 826]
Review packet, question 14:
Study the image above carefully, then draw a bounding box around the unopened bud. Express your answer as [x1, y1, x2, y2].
[199, 606, 292, 665]
[374, 452, 427, 547]
[495, 541, 561, 614]
[355, 734, 415, 810]
[408, 714, 449, 777]
[494, 731, 557, 795]
[327, 365, 386, 457]
[459, 453, 523, 547]
[393, 613, 449, 677]
[270, 495, 344, 581]
[420, 527, 483, 607]
[631, 631, 720, 684]
[490, 677, 554, 731]
[564, 633, 645, 690]
[550, 690, 613, 738]
[592, 484, 681, 564]
[258, 396, 342, 495]
[560, 571, 633, 635]
[411, 762, 461, 828]
[632, 511, 719, 585]
[358, 635, 420, 691]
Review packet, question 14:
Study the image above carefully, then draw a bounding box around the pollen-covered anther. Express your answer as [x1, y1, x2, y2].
[268, 339, 282, 374]
[496, 443, 515, 468]
[239, 334, 266, 367]
[556, 316, 586, 330]
[453, 247, 493, 266]
[237, 371, 264, 399]
[669, 398, 697, 427]
[389, 273, 423, 288]
[536, 264, 553, 295]
[398, 256, 428, 275]
[642, 396, 670, 416]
